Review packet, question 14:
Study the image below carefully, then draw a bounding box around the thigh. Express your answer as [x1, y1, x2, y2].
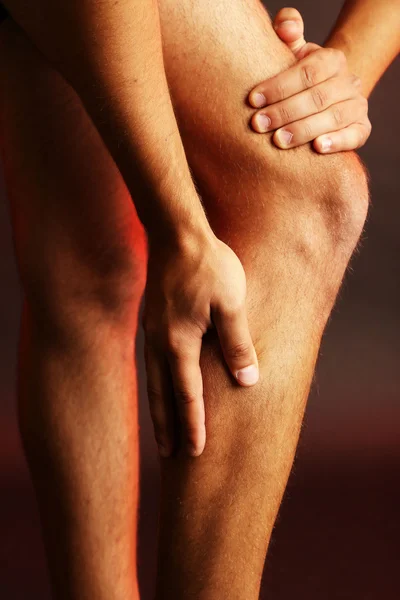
[159, 0, 358, 343]
[0, 19, 147, 310]
[159, 0, 299, 217]
[159, 0, 293, 148]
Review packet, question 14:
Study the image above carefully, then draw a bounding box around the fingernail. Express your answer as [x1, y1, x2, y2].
[236, 364, 259, 386]
[274, 20, 299, 30]
[158, 443, 170, 458]
[320, 137, 333, 152]
[251, 92, 267, 108]
[276, 129, 293, 146]
[255, 113, 271, 132]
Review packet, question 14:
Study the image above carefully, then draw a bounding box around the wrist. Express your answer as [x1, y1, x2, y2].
[146, 206, 216, 253]
[324, 31, 372, 98]
[324, 29, 351, 53]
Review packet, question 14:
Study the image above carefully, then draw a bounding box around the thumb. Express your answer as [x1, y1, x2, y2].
[212, 304, 259, 387]
[273, 7, 307, 55]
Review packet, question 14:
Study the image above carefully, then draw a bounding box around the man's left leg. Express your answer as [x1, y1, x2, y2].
[0, 19, 146, 600]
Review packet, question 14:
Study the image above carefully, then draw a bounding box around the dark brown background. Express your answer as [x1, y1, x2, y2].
[1, 1, 399, 598]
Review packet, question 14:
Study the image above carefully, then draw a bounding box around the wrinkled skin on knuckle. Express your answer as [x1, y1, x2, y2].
[274, 80, 287, 102]
[310, 86, 327, 111]
[301, 62, 318, 87]
[332, 105, 344, 127]
[301, 120, 314, 140]
[175, 388, 198, 407]
[278, 103, 294, 123]
[320, 47, 345, 73]
[225, 341, 251, 361]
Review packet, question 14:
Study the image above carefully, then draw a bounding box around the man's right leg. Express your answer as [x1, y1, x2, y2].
[153, 1, 370, 597]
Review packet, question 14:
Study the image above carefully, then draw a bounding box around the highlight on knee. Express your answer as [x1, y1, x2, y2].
[315, 152, 370, 247]
[15, 238, 146, 334]
[272, 146, 370, 253]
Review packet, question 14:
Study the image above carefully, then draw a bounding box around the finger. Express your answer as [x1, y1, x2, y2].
[273, 8, 320, 61]
[251, 75, 359, 133]
[295, 41, 321, 61]
[249, 47, 346, 108]
[273, 7, 306, 55]
[144, 343, 176, 458]
[212, 304, 259, 387]
[313, 120, 372, 153]
[272, 97, 368, 149]
[166, 333, 205, 457]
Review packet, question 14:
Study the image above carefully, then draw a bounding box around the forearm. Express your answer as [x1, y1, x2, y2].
[4, 0, 210, 239]
[324, 0, 400, 98]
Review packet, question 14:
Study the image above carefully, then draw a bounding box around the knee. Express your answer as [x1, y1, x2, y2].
[255, 145, 370, 269]
[303, 151, 369, 248]
[271, 148, 369, 309]
[17, 237, 147, 341]
[226, 145, 371, 346]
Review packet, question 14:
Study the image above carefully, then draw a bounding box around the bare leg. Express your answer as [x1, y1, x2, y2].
[153, 1, 369, 597]
[0, 2, 369, 598]
[0, 19, 146, 600]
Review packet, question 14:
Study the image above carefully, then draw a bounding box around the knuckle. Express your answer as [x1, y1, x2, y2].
[332, 105, 344, 127]
[315, 48, 327, 61]
[165, 327, 183, 355]
[302, 120, 314, 139]
[360, 96, 369, 112]
[175, 389, 198, 406]
[301, 63, 317, 87]
[275, 81, 287, 102]
[278, 103, 294, 123]
[310, 86, 327, 111]
[226, 341, 251, 360]
[333, 48, 346, 68]
[222, 297, 245, 319]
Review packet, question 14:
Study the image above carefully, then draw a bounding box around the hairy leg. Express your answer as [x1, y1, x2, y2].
[154, 1, 369, 597]
[0, 2, 369, 598]
[0, 19, 146, 600]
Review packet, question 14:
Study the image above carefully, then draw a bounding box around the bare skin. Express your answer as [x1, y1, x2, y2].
[0, 1, 372, 599]
[0, 20, 146, 600]
[250, 3, 400, 153]
[250, 8, 372, 152]
[155, 1, 368, 596]
[1, 0, 261, 459]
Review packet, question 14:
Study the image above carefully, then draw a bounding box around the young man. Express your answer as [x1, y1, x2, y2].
[0, 1, 398, 598]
